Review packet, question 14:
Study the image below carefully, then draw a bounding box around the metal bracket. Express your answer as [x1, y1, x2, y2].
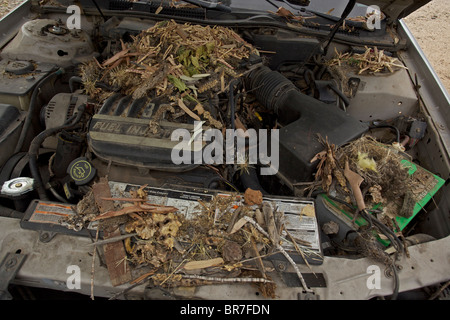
[298, 291, 320, 300]
[0, 252, 27, 300]
[271, 259, 288, 272]
[39, 230, 57, 243]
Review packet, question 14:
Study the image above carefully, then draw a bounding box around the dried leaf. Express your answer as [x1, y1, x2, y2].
[229, 217, 248, 234]
[275, 7, 295, 19]
[301, 205, 315, 217]
[177, 98, 201, 121]
[344, 160, 366, 211]
[183, 258, 224, 270]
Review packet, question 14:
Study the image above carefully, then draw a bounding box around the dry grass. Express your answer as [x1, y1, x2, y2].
[80, 20, 258, 128]
[327, 46, 407, 75]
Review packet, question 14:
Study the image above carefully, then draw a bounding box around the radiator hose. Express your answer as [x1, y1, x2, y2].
[28, 104, 85, 201]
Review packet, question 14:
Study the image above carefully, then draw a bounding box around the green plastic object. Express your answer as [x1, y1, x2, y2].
[323, 160, 445, 245]
[396, 160, 445, 230]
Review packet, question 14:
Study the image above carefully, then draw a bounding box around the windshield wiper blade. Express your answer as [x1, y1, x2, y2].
[182, 0, 232, 13]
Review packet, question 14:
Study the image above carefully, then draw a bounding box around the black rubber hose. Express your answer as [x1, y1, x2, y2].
[15, 68, 64, 153]
[69, 76, 83, 93]
[328, 83, 351, 107]
[0, 205, 24, 219]
[369, 124, 401, 143]
[240, 167, 268, 195]
[28, 105, 85, 201]
[390, 261, 399, 300]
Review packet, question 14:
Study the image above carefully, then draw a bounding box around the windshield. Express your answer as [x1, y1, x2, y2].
[228, 0, 375, 18]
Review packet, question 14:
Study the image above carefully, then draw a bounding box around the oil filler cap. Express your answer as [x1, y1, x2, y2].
[67, 157, 96, 186]
[5, 61, 35, 75]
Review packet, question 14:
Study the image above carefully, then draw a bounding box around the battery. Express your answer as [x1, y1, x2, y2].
[315, 160, 445, 246]
[109, 182, 324, 265]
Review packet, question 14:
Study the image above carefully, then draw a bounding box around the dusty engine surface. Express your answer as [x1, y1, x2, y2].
[1, 19, 97, 67]
[88, 94, 200, 171]
[0, 16, 421, 200]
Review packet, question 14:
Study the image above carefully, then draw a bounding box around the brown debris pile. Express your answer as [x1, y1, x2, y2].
[339, 137, 410, 208]
[74, 183, 318, 298]
[312, 136, 437, 219]
[79, 20, 258, 128]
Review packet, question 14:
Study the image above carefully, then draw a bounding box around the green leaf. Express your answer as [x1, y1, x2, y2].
[195, 46, 205, 59]
[191, 56, 200, 69]
[205, 42, 215, 54]
[167, 75, 188, 92]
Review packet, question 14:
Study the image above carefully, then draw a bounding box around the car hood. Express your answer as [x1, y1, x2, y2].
[356, 0, 431, 20]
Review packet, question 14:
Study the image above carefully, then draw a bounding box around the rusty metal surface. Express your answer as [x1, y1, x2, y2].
[92, 177, 131, 287]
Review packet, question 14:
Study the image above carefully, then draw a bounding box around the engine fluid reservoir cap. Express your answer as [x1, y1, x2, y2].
[67, 157, 96, 186]
[5, 60, 34, 75]
[1, 177, 34, 197]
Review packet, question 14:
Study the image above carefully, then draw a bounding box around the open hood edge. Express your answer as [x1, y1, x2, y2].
[356, 0, 432, 21]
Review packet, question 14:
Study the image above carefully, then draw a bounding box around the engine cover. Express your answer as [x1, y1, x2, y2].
[87, 94, 201, 172]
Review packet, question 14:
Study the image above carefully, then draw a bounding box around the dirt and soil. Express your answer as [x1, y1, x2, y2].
[403, 0, 450, 93]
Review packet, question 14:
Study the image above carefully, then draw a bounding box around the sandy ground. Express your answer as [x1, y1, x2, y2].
[0, 0, 449, 92]
[403, 0, 450, 93]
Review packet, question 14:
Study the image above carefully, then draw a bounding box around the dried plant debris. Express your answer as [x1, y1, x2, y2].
[314, 135, 439, 219]
[327, 46, 407, 75]
[79, 20, 258, 128]
[338, 136, 411, 211]
[71, 182, 318, 297]
[313, 136, 348, 194]
[60, 189, 99, 231]
[354, 229, 392, 266]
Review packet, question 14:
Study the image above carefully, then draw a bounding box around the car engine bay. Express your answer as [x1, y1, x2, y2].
[0, 1, 448, 300]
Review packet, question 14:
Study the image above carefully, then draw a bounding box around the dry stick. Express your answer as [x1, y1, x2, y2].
[428, 280, 450, 300]
[276, 244, 314, 293]
[160, 259, 188, 286]
[285, 228, 316, 278]
[86, 233, 138, 247]
[250, 237, 266, 279]
[180, 274, 273, 284]
[239, 250, 283, 264]
[90, 226, 100, 300]
[242, 216, 314, 293]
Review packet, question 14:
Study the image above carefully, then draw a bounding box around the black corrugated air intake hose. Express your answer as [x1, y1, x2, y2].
[245, 66, 368, 186]
[28, 104, 86, 201]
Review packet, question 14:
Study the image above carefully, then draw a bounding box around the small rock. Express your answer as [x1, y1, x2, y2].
[244, 188, 263, 206]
